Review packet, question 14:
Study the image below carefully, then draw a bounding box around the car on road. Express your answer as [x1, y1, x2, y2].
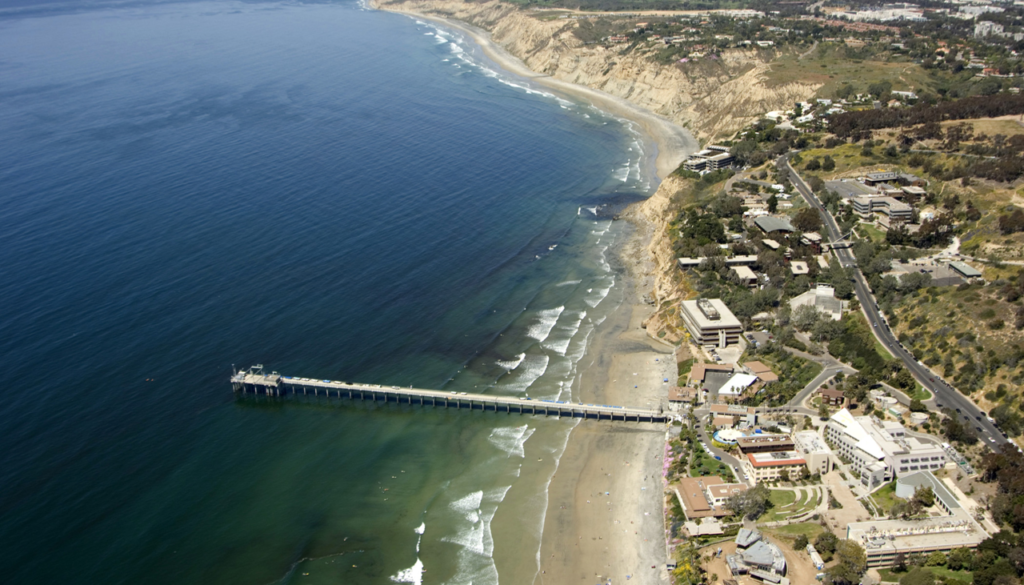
[714, 456, 722, 461]
[976, 427, 983, 432]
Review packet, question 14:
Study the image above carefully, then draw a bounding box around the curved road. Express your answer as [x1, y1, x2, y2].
[779, 155, 1008, 448]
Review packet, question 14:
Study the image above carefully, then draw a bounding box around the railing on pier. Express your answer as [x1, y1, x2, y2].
[231, 365, 666, 423]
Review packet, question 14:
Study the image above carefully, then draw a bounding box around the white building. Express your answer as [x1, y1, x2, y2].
[794, 430, 834, 475]
[789, 284, 844, 320]
[743, 451, 807, 482]
[680, 298, 743, 348]
[825, 409, 947, 490]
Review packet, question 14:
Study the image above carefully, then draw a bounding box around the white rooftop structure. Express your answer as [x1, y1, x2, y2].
[826, 409, 946, 489]
[718, 373, 759, 397]
[789, 284, 843, 320]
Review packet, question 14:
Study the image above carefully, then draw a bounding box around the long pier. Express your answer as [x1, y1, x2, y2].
[231, 365, 667, 423]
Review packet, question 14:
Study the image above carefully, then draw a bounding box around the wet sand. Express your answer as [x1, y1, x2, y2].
[535, 271, 676, 584]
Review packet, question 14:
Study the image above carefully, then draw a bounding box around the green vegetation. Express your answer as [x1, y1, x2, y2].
[768, 521, 824, 542]
[759, 488, 820, 522]
[746, 345, 822, 407]
[869, 481, 900, 516]
[725, 482, 772, 521]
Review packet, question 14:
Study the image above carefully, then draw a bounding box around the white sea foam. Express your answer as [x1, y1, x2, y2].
[488, 425, 535, 458]
[495, 352, 525, 372]
[555, 279, 581, 287]
[612, 162, 630, 182]
[501, 353, 549, 393]
[584, 276, 614, 308]
[390, 558, 423, 584]
[526, 306, 564, 342]
[391, 523, 427, 584]
[451, 490, 483, 524]
[542, 309, 586, 356]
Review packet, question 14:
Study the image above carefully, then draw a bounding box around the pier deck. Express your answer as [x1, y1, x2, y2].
[231, 366, 667, 423]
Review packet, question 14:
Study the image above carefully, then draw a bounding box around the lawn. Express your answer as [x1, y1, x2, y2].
[859, 223, 887, 244]
[760, 489, 820, 522]
[689, 449, 732, 478]
[911, 384, 932, 401]
[768, 521, 824, 542]
[869, 481, 900, 516]
[877, 567, 974, 584]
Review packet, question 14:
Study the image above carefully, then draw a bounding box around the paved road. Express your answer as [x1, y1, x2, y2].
[779, 155, 1008, 449]
[692, 412, 748, 482]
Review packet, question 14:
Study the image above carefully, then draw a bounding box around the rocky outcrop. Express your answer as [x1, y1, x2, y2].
[379, 0, 821, 142]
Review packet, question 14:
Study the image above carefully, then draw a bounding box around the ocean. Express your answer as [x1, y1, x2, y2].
[0, 1, 656, 583]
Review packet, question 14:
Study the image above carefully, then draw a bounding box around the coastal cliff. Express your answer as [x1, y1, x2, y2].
[377, 0, 820, 142]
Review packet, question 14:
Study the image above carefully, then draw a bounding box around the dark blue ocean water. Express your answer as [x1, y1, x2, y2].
[0, 1, 654, 583]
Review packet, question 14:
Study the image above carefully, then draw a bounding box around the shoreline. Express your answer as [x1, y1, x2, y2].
[369, 0, 697, 181]
[370, 2, 686, 582]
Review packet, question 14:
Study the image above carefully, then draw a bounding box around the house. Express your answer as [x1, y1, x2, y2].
[790, 261, 809, 275]
[801, 232, 822, 252]
[687, 362, 735, 388]
[730, 265, 758, 287]
[949, 261, 983, 281]
[864, 171, 899, 186]
[753, 216, 795, 234]
[669, 386, 700, 408]
[742, 361, 778, 384]
[819, 387, 845, 406]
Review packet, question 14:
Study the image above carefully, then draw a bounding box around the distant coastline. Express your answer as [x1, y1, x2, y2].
[370, 0, 697, 181]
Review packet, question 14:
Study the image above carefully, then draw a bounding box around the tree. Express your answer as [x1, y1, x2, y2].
[725, 483, 773, 520]
[806, 158, 821, 171]
[827, 540, 868, 585]
[948, 547, 974, 571]
[815, 531, 839, 556]
[780, 468, 790, 482]
[909, 398, 927, 413]
[925, 551, 947, 566]
[794, 207, 823, 232]
[767, 193, 778, 213]
[822, 155, 836, 171]
[914, 486, 936, 508]
[819, 402, 830, 420]
[794, 304, 821, 331]
[893, 552, 909, 573]
[794, 534, 810, 550]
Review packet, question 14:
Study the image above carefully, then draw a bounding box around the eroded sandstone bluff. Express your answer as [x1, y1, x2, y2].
[378, 0, 819, 142]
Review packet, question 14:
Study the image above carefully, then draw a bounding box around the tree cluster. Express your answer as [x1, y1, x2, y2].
[828, 94, 1024, 138]
[725, 483, 772, 520]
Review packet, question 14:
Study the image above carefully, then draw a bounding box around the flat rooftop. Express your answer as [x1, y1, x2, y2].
[847, 510, 986, 555]
[747, 451, 806, 467]
[680, 298, 742, 329]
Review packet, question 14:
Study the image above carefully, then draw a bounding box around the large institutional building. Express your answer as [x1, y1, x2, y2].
[680, 298, 743, 348]
[825, 409, 946, 490]
[847, 471, 987, 567]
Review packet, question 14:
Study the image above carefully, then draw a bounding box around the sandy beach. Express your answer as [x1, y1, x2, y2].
[371, 1, 692, 581]
[370, 0, 697, 180]
[536, 297, 676, 585]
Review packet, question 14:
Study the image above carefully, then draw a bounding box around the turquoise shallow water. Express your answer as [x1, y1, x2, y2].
[0, 1, 655, 583]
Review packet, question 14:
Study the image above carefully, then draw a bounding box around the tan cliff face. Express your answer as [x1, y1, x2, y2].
[634, 175, 692, 342]
[379, 0, 821, 142]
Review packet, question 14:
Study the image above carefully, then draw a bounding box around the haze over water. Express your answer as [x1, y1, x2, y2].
[0, 1, 656, 582]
